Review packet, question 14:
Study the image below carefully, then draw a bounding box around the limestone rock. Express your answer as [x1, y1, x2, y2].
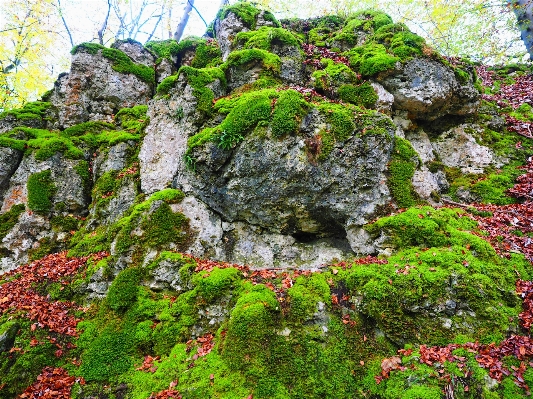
[431, 124, 501, 174]
[0, 322, 19, 352]
[139, 73, 226, 194]
[0, 147, 23, 202]
[47, 46, 154, 128]
[376, 58, 479, 120]
[215, 12, 249, 61]
[112, 39, 155, 67]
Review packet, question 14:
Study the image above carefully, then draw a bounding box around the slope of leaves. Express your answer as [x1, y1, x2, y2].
[16, 367, 81, 399]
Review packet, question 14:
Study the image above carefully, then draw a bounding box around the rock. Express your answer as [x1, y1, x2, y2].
[376, 58, 479, 120]
[93, 141, 135, 180]
[0, 211, 51, 273]
[0, 322, 20, 352]
[47, 46, 154, 128]
[189, 115, 393, 236]
[139, 72, 225, 194]
[0, 147, 23, 202]
[215, 12, 249, 61]
[111, 39, 155, 67]
[405, 129, 435, 163]
[431, 124, 500, 174]
[371, 82, 394, 115]
[156, 57, 176, 84]
[411, 168, 446, 202]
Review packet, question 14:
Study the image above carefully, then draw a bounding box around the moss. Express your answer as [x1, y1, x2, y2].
[0, 134, 26, 151]
[144, 39, 181, 60]
[222, 284, 280, 369]
[0, 204, 25, 240]
[27, 170, 57, 214]
[28, 237, 54, 261]
[287, 273, 330, 322]
[387, 136, 419, 208]
[311, 58, 359, 94]
[101, 47, 155, 85]
[156, 74, 179, 96]
[115, 105, 148, 133]
[193, 267, 242, 302]
[235, 27, 301, 52]
[179, 66, 226, 116]
[338, 81, 378, 108]
[107, 267, 143, 312]
[0, 101, 51, 122]
[218, 2, 264, 29]
[345, 43, 400, 77]
[79, 327, 135, 382]
[0, 317, 63, 398]
[317, 102, 356, 142]
[223, 48, 281, 75]
[271, 89, 308, 137]
[71, 42, 105, 55]
[62, 121, 115, 137]
[50, 215, 79, 232]
[141, 202, 188, 250]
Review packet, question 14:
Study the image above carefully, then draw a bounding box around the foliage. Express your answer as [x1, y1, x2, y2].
[27, 170, 57, 214]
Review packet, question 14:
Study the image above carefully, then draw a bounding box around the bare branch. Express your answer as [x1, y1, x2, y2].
[55, 0, 74, 48]
[98, 0, 112, 45]
[174, 0, 194, 42]
[188, 0, 208, 27]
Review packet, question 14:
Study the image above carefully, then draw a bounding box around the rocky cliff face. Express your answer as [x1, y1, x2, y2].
[1, 4, 533, 398]
[0, 4, 511, 272]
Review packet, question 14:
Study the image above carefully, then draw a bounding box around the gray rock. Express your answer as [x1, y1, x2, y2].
[139, 72, 225, 194]
[93, 141, 135, 180]
[111, 39, 155, 67]
[0, 211, 51, 273]
[189, 114, 394, 236]
[371, 82, 394, 115]
[156, 57, 176, 84]
[0, 147, 23, 202]
[0, 322, 20, 352]
[431, 124, 500, 174]
[47, 47, 154, 128]
[215, 12, 249, 61]
[376, 58, 479, 120]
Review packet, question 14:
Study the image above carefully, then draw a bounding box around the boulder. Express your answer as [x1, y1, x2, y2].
[376, 58, 479, 120]
[47, 45, 154, 128]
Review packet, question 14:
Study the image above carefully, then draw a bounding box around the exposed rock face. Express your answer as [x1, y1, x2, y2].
[139, 74, 226, 194]
[376, 58, 479, 120]
[188, 122, 393, 235]
[47, 46, 154, 128]
[0, 147, 23, 200]
[112, 39, 155, 67]
[431, 124, 501, 174]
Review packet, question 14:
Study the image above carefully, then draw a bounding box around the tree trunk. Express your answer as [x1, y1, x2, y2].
[509, 0, 533, 59]
[174, 0, 194, 42]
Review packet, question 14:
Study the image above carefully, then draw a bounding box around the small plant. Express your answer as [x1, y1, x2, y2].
[174, 106, 184, 120]
[218, 130, 243, 150]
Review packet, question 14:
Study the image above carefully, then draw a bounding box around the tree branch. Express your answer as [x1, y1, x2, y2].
[55, 0, 74, 48]
[174, 0, 194, 42]
[98, 0, 112, 45]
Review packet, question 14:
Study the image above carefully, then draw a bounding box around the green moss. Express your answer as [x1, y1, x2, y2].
[193, 267, 242, 302]
[50, 215, 79, 232]
[218, 2, 266, 29]
[338, 81, 378, 108]
[317, 102, 356, 142]
[345, 43, 400, 77]
[156, 74, 179, 95]
[27, 170, 56, 214]
[311, 58, 359, 93]
[0, 134, 26, 151]
[223, 48, 281, 75]
[0, 101, 51, 122]
[235, 27, 301, 51]
[79, 327, 135, 381]
[178, 66, 226, 116]
[101, 47, 155, 85]
[141, 202, 188, 250]
[144, 39, 181, 60]
[222, 284, 280, 369]
[74, 160, 91, 194]
[107, 267, 143, 312]
[0, 204, 25, 240]
[387, 137, 419, 208]
[71, 42, 105, 55]
[115, 105, 148, 133]
[62, 121, 115, 137]
[271, 89, 308, 137]
[28, 237, 54, 261]
[287, 273, 330, 322]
